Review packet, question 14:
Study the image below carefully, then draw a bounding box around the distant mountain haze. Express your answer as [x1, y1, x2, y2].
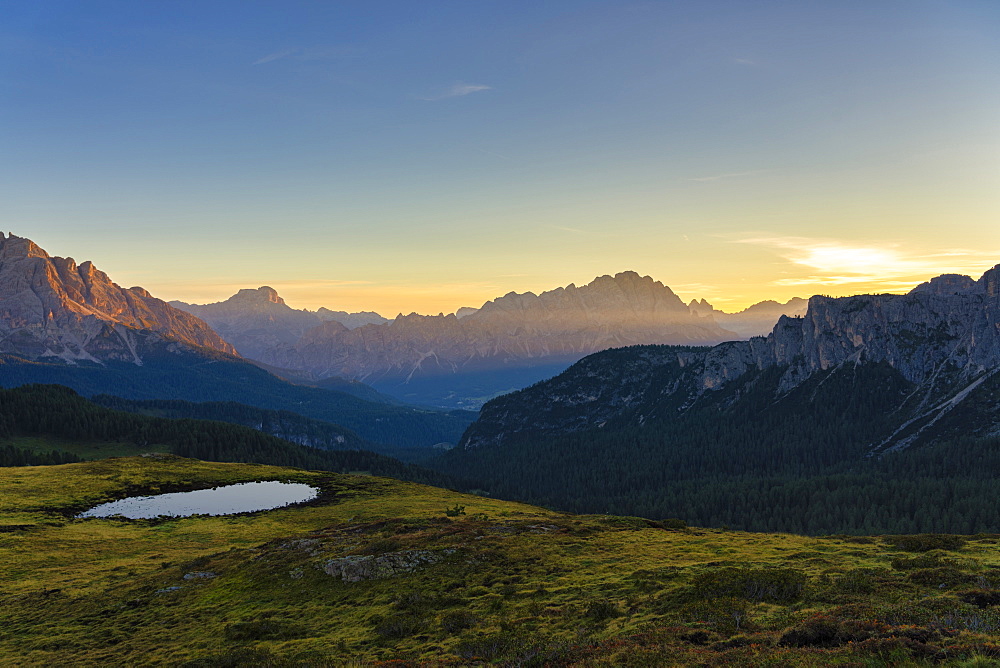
[0, 231, 805, 411]
[245, 271, 742, 407]
[170, 287, 388, 361]
[689, 297, 808, 338]
[175, 272, 805, 408]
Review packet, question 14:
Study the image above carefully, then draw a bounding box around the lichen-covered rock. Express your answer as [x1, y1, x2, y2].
[321, 549, 455, 582]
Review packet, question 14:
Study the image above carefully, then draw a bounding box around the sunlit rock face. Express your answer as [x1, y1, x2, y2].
[692, 266, 1000, 392]
[171, 287, 388, 361]
[461, 265, 1000, 451]
[253, 271, 739, 384]
[743, 266, 996, 386]
[0, 232, 235, 363]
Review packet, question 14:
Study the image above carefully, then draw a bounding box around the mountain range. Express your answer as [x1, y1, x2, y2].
[434, 263, 1000, 533]
[172, 272, 804, 408]
[0, 233, 473, 451]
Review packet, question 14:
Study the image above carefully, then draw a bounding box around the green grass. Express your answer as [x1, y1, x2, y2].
[4, 456, 1000, 665]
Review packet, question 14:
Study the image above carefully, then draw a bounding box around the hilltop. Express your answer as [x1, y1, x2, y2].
[3, 455, 1000, 665]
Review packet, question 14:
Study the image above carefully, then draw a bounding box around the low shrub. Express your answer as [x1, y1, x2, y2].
[834, 567, 892, 595]
[456, 632, 576, 664]
[456, 632, 525, 660]
[374, 613, 428, 640]
[358, 537, 403, 555]
[677, 597, 751, 635]
[444, 504, 466, 517]
[891, 552, 955, 570]
[779, 614, 879, 648]
[223, 619, 307, 641]
[392, 590, 461, 612]
[182, 647, 287, 667]
[936, 606, 1000, 633]
[585, 600, 621, 622]
[886, 534, 967, 552]
[907, 567, 974, 588]
[691, 566, 807, 603]
[961, 590, 1000, 609]
[850, 636, 938, 661]
[440, 610, 479, 634]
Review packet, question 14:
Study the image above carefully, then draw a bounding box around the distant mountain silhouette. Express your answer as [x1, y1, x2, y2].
[171, 286, 387, 360]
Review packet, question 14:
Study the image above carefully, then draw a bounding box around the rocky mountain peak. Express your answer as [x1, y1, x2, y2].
[689, 298, 716, 316]
[909, 273, 978, 296]
[978, 264, 1000, 298]
[230, 286, 286, 306]
[0, 232, 51, 260]
[0, 233, 236, 363]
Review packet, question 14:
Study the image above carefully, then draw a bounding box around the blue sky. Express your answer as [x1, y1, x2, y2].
[2, 1, 999, 314]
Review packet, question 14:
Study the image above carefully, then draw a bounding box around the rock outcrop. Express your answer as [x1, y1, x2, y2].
[321, 549, 455, 582]
[0, 232, 235, 363]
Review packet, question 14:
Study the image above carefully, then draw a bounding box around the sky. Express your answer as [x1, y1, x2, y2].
[2, 1, 999, 315]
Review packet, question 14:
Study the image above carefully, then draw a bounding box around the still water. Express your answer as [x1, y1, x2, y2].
[77, 481, 318, 519]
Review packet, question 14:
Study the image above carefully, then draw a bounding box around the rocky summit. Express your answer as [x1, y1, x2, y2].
[0, 232, 235, 364]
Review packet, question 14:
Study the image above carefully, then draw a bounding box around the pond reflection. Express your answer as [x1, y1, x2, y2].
[77, 481, 318, 519]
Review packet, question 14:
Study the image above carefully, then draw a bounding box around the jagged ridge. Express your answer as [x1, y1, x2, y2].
[0, 232, 235, 363]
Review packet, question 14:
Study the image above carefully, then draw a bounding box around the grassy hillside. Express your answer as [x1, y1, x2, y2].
[4, 456, 1000, 665]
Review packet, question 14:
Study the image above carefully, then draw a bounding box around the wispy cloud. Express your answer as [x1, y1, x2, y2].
[689, 170, 765, 182]
[736, 235, 1000, 291]
[253, 46, 357, 65]
[670, 282, 718, 296]
[254, 50, 295, 65]
[476, 147, 514, 162]
[267, 279, 373, 290]
[419, 82, 492, 101]
[550, 225, 587, 235]
[733, 57, 756, 66]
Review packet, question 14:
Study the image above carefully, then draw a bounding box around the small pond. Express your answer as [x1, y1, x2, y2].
[77, 481, 319, 519]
